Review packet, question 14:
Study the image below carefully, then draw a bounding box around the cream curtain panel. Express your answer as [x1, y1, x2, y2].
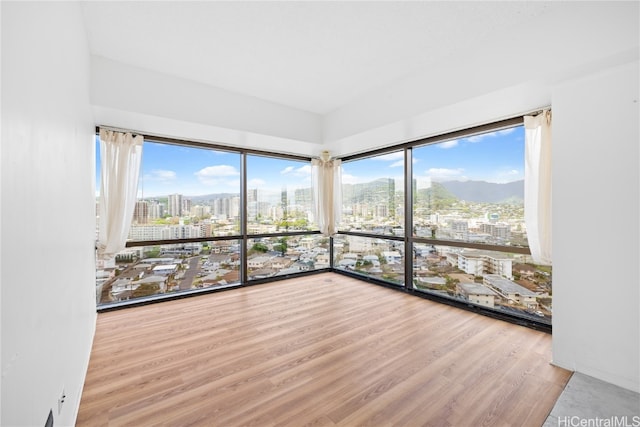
[524, 110, 552, 265]
[97, 129, 143, 260]
[311, 155, 342, 236]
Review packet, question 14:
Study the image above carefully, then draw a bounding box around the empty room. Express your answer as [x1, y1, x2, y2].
[1, 1, 638, 426]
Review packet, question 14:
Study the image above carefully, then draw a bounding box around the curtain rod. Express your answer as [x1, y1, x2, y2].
[95, 125, 142, 137]
[94, 125, 312, 162]
[523, 107, 551, 117]
[341, 107, 551, 162]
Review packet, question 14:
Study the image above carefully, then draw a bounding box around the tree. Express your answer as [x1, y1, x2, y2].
[293, 218, 308, 229]
[132, 283, 159, 298]
[145, 247, 161, 258]
[273, 237, 288, 256]
[444, 275, 459, 290]
[250, 242, 268, 254]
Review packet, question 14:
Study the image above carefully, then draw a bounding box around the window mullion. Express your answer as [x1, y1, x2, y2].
[240, 152, 248, 284]
[404, 147, 413, 291]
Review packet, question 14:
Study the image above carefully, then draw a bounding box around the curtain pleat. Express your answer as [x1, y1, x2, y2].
[524, 110, 552, 265]
[312, 158, 342, 236]
[97, 129, 143, 260]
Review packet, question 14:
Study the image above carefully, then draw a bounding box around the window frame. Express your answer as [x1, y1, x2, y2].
[95, 115, 552, 334]
[95, 128, 326, 310]
[336, 115, 551, 332]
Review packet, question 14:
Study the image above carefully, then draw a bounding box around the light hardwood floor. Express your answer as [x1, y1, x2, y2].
[77, 272, 571, 426]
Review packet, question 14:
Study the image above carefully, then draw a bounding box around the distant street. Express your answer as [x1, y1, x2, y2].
[179, 256, 200, 290]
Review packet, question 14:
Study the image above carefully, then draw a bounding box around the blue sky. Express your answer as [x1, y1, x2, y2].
[95, 137, 312, 197]
[342, 126, 525, 187]
[95, 125, 524, 197]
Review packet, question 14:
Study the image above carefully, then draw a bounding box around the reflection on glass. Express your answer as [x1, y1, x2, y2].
[247, 235, 330, 280]
[340, 152, 404, 236]
[412, 244, 551, 323]
[246, 155, 316, 234]
[333, 235, 405, 285]
[95, 240, 241, 305]
[412, 126, 527, 247]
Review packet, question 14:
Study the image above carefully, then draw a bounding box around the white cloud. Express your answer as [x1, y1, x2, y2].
[196, 165, 239, 178]
[195, 165, 240, 186]
[466, 134, 485, 143]
[427, 167, 466, 181]
[439, 140, 459, 149]
[487, 169, 522, 183]
[282, 164, 312, 176]
[498, 128, 516, 136]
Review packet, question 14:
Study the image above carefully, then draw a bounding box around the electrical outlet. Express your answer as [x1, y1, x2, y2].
[58, 389, 66, 415]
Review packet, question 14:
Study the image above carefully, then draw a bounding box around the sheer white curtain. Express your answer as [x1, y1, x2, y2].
[97, 129, 144, 260]
[311, 153, 342, 236]
[524, 110, 552, 265]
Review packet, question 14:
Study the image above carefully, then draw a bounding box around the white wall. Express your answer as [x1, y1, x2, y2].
[1, 3, 97, 426]
[552, 60, 639, 393]
[323, 2, 639, 146]
[323, 79, 553, 158]
[91, 56, 324, 153]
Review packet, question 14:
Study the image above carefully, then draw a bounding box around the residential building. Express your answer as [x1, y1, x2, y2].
[457, 282, 499, 309]
[484, 274, 538, 309]
[168, 193, 183, 217]
[133, 200, 149, 224]
[456, 250, 513, 279]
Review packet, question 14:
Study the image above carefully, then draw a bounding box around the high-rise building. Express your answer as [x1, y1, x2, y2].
[229, 196, 240, 220]
[281, 186, 288, 219]
[168, 193, 182, 217]
[247, 189, 258, 221]
[133, 201, 149, 224]
[294, 187, 312, 207]
[247, 189, 257, 203]
[182, 198, 192, 216]
[148, 201, 165, 219]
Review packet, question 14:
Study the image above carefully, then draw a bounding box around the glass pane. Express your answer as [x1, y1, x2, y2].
[340, 151, 405, 236]
[96, 140, 242, 242]
[413, 243, 551, 323]
[246, 155, 316, 234]
[333, 235, 405, 286]
[247, 234, 330, 280]
[96, 240, 241, 306]
[412, 126, 527, 247]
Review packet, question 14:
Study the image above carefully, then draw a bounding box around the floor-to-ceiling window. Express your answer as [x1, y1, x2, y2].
[245, 154, 326, 280]
[336, 118, 552, 327]
[334, 151, 406, 285]
[95, 117, 551, 330]
[411, 123, 551, 325]
[95, 135, 324, 308]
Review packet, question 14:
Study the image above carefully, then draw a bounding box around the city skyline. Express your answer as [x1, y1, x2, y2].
[95, 126, 524, 198]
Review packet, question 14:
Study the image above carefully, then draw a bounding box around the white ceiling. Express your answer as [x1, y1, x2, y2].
[82, 1, 638, 156]
[82, 1, 552, 115]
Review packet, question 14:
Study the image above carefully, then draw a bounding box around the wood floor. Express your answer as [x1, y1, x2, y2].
[77, 272, 571, 427]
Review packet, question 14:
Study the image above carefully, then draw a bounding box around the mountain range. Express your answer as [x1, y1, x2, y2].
[155, 179, 524, 206]
[438, 180, 524, 204]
